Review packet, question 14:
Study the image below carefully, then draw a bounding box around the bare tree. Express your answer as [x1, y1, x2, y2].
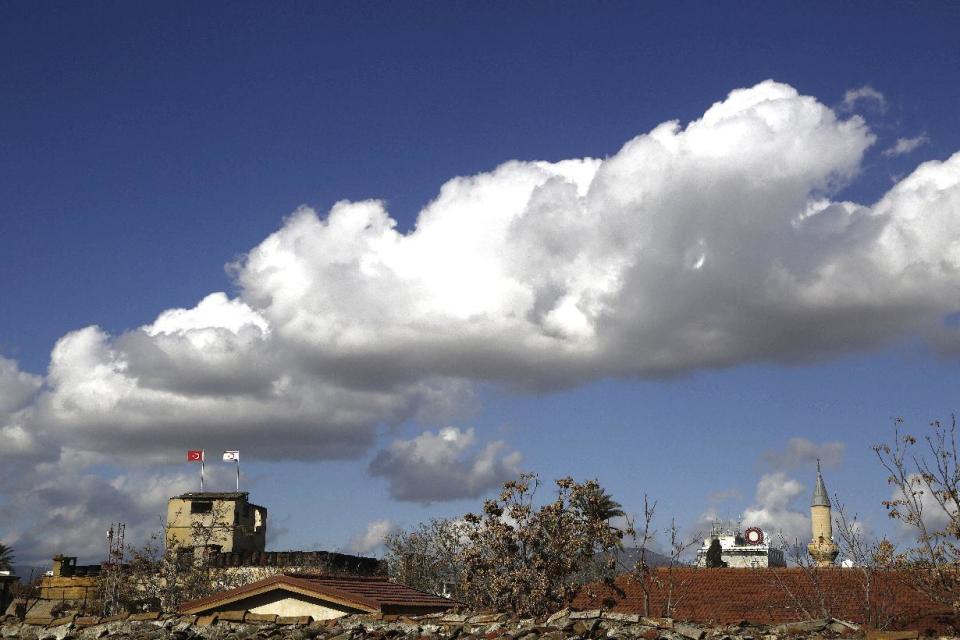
[621, 498, 700, 618]
[626, 494, 657, 616]
[766, 534, 832, 621]
[833, 499, 899, 629]
[874, 416, 960, 611]
[384, 518, 466, 598]
[94, 503, 280, 614]
[660, 517, 701, 618]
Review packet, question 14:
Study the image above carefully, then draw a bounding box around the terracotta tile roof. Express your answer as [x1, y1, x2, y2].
[572, 568, 958, 632]
[181, 573, 455, 615]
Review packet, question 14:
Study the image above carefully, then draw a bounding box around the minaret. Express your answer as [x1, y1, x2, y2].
[807, 459, 838, 567]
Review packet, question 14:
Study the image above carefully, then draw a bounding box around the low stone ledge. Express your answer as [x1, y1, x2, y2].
[672, 622, 703, 640]
[600, 613, 639, 624]
[97, 615, 128, 624]
[194, 614, 218, 627]
[864, 632, 919, 640]
[568, 611, 601, 621]
[48, 616, 76, 629]
[639, 618, 672, 630]
[215, 611, 245, 623]
[243, 613, 277, 624]
[128, 613, 161, 622]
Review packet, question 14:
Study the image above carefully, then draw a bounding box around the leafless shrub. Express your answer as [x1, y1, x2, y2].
[765, 534, 832, 621]
[874, 416, 960, 611]
[614, 496, 700, 617]
[383, 518, 467, 599]
[833, 499, 900, 629]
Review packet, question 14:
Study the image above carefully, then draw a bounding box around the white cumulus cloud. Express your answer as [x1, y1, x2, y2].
[742, 472, 810, 546]
[2, 80, 960, 550]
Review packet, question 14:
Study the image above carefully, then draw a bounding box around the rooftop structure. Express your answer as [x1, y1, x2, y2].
[695, 522, 786, 568]
[166, 491, 267, 555]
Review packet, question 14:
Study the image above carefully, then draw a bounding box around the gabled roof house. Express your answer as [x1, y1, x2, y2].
[180, 574, 455, 620]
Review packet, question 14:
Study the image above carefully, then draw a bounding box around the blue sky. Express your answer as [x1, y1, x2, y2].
[2, 2, 960, 564]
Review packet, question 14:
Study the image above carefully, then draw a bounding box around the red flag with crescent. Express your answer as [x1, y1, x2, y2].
[187, 450, 204, 462]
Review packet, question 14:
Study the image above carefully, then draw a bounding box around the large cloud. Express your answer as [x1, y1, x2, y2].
[1, 79, 960, 517]
[234, 80, 960, 389]
[369, 427, 522, 503]
[0, 355, 43, 457]
[9, 293, 467, 462]
[0, 463, 201, 565]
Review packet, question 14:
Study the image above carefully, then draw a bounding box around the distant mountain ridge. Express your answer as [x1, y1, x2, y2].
[611, 546, 686, 568]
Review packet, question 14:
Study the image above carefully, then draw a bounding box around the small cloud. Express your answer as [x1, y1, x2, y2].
[348, 519, 395, 555]
[841, 85, 886, 112]
[741, 472, 810, 545]
[883, 135, 930, 157]
[369, 427, 522, 504]
[762, 437, 844, 471]
[708, 488, 742, 503]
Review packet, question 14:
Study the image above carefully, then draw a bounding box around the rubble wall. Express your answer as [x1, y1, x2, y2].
[0, 609, 913, 640]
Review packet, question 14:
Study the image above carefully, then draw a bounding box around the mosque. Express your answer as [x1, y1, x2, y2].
[696, 462, 838, 568]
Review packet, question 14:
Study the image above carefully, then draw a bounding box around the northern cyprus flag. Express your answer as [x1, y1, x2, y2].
[223, 450, 240, 462]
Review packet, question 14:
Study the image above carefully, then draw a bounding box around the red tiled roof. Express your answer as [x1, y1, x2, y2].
[181, 573, 455, 615]
[572, 568, 957, 632]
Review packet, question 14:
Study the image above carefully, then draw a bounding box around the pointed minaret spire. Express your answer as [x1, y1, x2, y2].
[812, 458, 831, 507]
[808, 459, 839, 566]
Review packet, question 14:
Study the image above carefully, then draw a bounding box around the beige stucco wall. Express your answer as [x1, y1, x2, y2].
[218, 591, 364, 619]
[249, 597, 353, 619]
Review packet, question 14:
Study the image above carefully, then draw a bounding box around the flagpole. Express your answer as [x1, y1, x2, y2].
[201, 456, 205, 492]
[235, 458, 240, 492]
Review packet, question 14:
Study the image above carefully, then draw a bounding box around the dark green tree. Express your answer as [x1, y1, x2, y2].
[571, 481, 626, 522]
[0, 543, 14, 571]
[705, 538, 726, 568]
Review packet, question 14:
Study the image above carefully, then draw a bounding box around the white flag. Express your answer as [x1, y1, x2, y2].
[223, 450, 239, 462]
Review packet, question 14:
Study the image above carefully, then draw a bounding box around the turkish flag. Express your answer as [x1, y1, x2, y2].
[187, 450, 204, 462]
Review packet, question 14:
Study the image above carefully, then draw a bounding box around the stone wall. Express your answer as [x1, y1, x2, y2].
[36, 577, 97, 604]
[207, 551, 386, 576]
[0, 608, 892, 640]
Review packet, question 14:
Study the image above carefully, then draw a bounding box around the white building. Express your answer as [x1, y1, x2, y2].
[695, 522, 786, 568]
